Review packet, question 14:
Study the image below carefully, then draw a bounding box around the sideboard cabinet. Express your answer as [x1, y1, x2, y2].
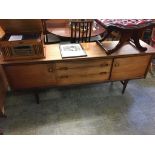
[0, 41, 155, 116]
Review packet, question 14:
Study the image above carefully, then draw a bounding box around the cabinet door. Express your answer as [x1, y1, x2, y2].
[4, 63, 56, 90]
[111, 55, 151, 81]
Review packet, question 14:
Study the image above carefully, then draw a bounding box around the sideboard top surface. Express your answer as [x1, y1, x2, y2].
[0, 41, 155, 65]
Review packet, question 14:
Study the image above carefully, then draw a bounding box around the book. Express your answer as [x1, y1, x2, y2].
[8, 35, 23, 41]
[59, 44, 87, 58]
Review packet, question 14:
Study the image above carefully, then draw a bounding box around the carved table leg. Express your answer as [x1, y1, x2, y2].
[97, 31, 131, 55]
[131, 30, 147, 52]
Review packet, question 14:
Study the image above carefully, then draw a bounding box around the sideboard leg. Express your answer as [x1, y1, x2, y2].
[0, 128, 3, 135]
[34, 92, 40, 104]
[0, 108, 7, 118]
[121, 80, 129, 94]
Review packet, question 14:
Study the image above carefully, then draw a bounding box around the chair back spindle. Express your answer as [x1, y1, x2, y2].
[70, 20, 93, 43]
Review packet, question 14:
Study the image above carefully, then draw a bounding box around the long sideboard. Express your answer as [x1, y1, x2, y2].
[0, 41, 155, 116]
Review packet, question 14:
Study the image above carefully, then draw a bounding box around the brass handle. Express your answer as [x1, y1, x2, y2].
[19, 41, 23, 44]
[114, 63, 119, 67]
[100, 64, 109, 67]
[59, 67, 68, 70]
[99, 72, 107, 75]
[59, 75, 68, 78]
[48, 67, 53, 72]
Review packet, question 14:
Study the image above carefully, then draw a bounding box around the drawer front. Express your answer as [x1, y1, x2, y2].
[57, 73, 110, 85]
[4, 63, 56, 90]
[56, 59, 112, 70]
[56, 59, 112, 85]
[56, 65, 111, 77]
[57, 71, 110, 85]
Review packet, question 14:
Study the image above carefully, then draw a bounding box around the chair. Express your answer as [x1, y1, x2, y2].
[41, 19, 61, 44]
[70, 20, 93, 43]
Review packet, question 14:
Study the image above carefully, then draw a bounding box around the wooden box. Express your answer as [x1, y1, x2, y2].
[0, 19, 45, 61]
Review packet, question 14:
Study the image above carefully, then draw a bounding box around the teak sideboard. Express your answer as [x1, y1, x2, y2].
[0, 41, 155, 116]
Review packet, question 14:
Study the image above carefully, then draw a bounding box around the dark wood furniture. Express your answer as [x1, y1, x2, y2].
[43, 19, 105, 38]
[0, 41, 155, 116]
[70, 20, 93, 43]
[96, 19, 155, 55]
[0, 65, 8, 117]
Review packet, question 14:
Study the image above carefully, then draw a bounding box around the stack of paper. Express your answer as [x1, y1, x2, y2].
[8, 35, 23, 41]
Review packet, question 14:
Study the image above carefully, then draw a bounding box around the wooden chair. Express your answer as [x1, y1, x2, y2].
[70, 20, 93, 43]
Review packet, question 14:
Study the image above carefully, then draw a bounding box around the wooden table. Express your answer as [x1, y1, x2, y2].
[0, 40, 155, 117]
[45, 19, 105, 38]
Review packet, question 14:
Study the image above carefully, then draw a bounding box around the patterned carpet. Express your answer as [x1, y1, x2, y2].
[0, 71, 155, 135]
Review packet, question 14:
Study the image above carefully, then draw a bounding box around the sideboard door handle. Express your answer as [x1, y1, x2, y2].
[60, 75, 68, 78]
[48, 67, 53, 72]
[100, 64, 109, 67]
[114, 63, 119, 67]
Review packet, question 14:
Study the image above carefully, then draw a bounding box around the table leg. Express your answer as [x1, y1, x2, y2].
[97, 31, 130, 55]
[131, 31, 147, 51]
[120, 80, 129, 94]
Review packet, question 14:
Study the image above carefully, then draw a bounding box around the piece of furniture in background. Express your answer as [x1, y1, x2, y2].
[0, 26, 5, 39]
[149, 27, 155, 74]
[41, 19, 61, 44]
[70, 20, 93, 43]
[150, 28, 155, 47]
[0, 19, 45, 61]
[0, 65, 8, 117]
[0, 41, 155, 114]
[141, 28, 153, 44]
[44, 19, 105, 41]
[96, 19, 155, 55]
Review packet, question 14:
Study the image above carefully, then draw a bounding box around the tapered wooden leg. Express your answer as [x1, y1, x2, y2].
[121, 80, 129, 94]
[131, 30, 147, 52]
[34, 92, 40, 104]
[0, 107, 7, 118]
[0, 128, 3, 135]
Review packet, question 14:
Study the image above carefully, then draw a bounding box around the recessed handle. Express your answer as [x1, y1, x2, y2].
[114, 63, 119, 67]
[59, 75, 68, 78]
[48, 67, 53, 72]
[100, 64, 109, 67]
[59, 67, 68, 70]
[99, 72, 107, 75]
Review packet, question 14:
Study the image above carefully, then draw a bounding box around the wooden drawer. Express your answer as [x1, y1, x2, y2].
[56, 59, 112, 70]
[56, 65, 111, 77]
[57, 72, 110, 85]
[4, 63, 56, 90]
